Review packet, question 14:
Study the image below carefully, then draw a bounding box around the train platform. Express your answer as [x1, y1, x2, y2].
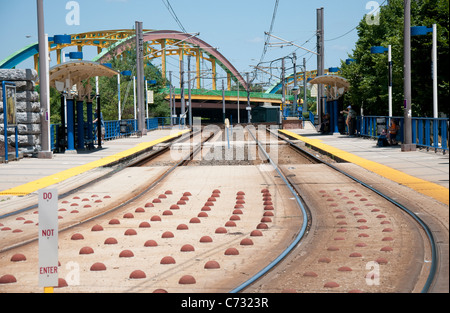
[281, 128, 449, 206]
[0, 128, 189, 197]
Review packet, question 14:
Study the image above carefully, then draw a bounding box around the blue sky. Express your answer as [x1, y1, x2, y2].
[0, 0, 375, 87]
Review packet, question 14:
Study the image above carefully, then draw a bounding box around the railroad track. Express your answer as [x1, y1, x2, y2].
[239, 128, 438, 293]
[0, 126, 439, 293]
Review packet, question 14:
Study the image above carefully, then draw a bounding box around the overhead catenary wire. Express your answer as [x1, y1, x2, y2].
[161, 0, 188, 34]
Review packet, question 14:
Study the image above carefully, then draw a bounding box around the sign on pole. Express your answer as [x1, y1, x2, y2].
[38, 189, 59, 288]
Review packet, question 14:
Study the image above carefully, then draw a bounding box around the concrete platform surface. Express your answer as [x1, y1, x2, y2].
[282, 129, 449, 206]
[0, 129, 189, 196]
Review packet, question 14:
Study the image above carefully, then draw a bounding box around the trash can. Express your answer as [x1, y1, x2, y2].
[376, 118, 386, 135]
[120, 121, 128, 134]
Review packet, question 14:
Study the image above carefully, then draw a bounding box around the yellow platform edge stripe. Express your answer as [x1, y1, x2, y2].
[0, 130, 190, 197]
[280, 129, 449, 206]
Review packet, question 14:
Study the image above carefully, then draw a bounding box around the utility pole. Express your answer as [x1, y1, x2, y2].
[293, 53, 298, 118]
[37, 0, 52, 159]
[169, 71, 173, 126]
[222, 80, 226, 123]
[188, 56, 192, 129]
[316, 7, 325, 127]
[281, 57, 286, 124]
[401, 0, 416, 151]
[303, 57, 308, 117]
[180, 55, 185, 127]
[135, 21, 146, 135]
[246, 73, 251, 123]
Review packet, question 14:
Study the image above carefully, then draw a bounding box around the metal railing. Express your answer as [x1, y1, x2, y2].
[51, 117, 175, 151]
[357, 116, 449, 152]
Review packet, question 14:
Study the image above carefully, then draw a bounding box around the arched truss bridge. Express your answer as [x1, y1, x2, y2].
[0, 29, 248, 91]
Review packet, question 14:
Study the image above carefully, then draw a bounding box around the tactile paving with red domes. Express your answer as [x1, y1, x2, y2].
[0, 181, 299, 293]
[291, 186, 404, 293]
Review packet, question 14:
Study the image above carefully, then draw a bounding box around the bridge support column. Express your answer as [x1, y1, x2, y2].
[76, 99, 85, 150]
[66, 98, 76, 153]
[196, 48, 201, 89]
[212, 59, 217, 90]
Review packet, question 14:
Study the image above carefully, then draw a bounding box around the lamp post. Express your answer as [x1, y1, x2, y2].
[371, 45, 393, 118]
[411, 24, 438, 118]
[402, 0, 416, 152]
[37, 0, 52, 159]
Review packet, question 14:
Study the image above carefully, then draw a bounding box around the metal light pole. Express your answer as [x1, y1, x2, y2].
[188, 56, 192, 128]
[180, 56, 185, 127]
[303, 57, 307, 117]
[317, 7, 325, 127]
[411, 24, 439, 118]
[135, 21, 146, 134]
[402, 0, 416, 152]
[37, 0, 52, 159]
[371, 45, 393, 117]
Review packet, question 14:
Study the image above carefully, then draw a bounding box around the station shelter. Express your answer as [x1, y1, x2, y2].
[308, 75, 350, 134]
[47, 61, 118, 153]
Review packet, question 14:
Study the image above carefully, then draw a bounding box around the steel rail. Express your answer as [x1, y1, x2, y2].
[229, 128, 311, 293]
[274, 129, 438, 293]
[0, 128, 219, 253]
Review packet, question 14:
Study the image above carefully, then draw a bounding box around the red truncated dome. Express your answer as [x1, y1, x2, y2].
[303, 272, 318, 277]
[57, 278, 68, 288]
[135, 207, 145, 213]
[0, 275, 17, 284]
[324, 282, 340, 288]
[183, 192, 192, 196]
[215, 227, 227, 234]
[160, 256, 176, 264]
[161, 231, 174, 238]
[177, 224, 189, 230]
[144, 202, 154, 208]
[144, 240, 158, 247]
[123, 213, 134, 219]
[224, 248, 239, 255]
[170, 205, 180, 210]
[71, 233, 84, 240]
[79, 247, 94, 255]
[190, 217, 201, 224]
[250, 230, 263, 237]
[151, 215, 162, 222]
[124, 229, 137, 236]
[109, 219, 120, 225]
[139, 222, 151, 228]
[10, 254, 27, 262]
[204, 261, 220, 269]
[104, 237, 118, 245]
[119, 250, 134, 258]
[179, 275, 196, 284]
[91, 225, 103, 232]
[240, 238, 254, 246]
[257, 223, 268, 229]
[200, 236, 213, 243]
[181, 244, 195, 252]
[129, 270, 146, 279]
[90, 262, 107, 271]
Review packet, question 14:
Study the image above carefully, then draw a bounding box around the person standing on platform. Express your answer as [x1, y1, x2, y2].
[341, 105, 356, 136]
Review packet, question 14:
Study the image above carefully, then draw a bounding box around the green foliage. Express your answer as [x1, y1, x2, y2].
[49, 43, 170, 124]
[340, 0, 449, 117]
[95, 43, 170, 121]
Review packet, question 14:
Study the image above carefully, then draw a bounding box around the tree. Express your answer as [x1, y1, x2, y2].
[340, 0, 449, 117]
[95, 43, 170, 121]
